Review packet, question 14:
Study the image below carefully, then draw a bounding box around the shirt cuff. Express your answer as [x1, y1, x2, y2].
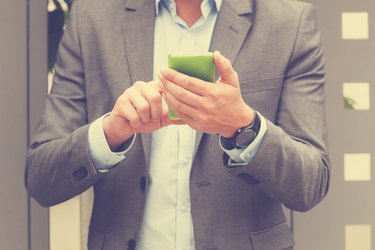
[219, 112, 267, 166]
[88, 114, 136, 172]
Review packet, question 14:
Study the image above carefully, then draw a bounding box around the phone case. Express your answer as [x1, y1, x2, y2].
[167, 52, 216, 120]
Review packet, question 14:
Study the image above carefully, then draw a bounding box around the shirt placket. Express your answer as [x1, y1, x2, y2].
[176, 125, 194, 250]
[174, 14, 196, 249]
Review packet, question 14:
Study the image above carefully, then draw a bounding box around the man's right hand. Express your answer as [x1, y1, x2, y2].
[103, 80, 183, 151]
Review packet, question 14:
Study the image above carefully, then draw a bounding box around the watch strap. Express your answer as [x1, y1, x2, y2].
[220, 111, 261, 150]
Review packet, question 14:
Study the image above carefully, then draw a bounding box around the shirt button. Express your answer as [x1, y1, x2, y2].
[181, 204, 187, 212]
[181, 203, 190, 212]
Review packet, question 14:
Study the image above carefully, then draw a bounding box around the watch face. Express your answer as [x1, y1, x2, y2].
[236, 129, 257, 148]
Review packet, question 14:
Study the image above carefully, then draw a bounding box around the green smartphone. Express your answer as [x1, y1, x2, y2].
[167, 52, 216, 120]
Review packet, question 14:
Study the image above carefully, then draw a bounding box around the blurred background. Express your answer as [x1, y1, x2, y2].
[1, 0, 374, 249]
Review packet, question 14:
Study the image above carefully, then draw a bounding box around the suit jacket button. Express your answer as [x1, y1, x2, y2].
[127, 239, 136, 250]
[72, 166, 88, 181]
[140, 176, 147, 192]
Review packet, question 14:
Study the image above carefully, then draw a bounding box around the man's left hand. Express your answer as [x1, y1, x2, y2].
[159, 51, 255, 138]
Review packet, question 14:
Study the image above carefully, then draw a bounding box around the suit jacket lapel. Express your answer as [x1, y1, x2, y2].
[194, 0, 254, 157]
[210, 0, 253, 61]
[122, 0, 155, 168]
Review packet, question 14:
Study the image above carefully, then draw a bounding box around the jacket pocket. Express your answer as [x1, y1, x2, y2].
[249, 223, 294, 250]
[240, 76, 283, 94]
[87, 227, 105, 250]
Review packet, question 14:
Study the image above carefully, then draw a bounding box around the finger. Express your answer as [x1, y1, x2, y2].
[159, 68, 211, 96]
[161, 98, 201, 130]
[118, 98, 142, 128]
[163, 89, 197, 121]
[128, 93, 151, 123]
[141, 81, 163, 120]
[160, 110, 185, 127]
[159, 72, 203, 109]
[148, 80, 163, 94]
[213, 51, 239, 87]
[166, 108, 198, 131]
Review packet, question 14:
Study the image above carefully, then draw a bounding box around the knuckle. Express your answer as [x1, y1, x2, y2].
[184, 77, 193, 88]
[129, 116, 142, 128]
[116, 95, 129, 107]
[149, 92, 162, 104]
[116, 95, 124, 104]
[122, 87, 131, 95]
[199, 101, 209, 111]
[207, 114, 216, 124]
[124, 87, 135, 97]
[200, 115, 210, 125]
[141, 114, 151, 123]
[208, 87, 218, 98]
[137, 103, 150, 114]
[133, 81, 144, 88]
[176, 89, 186, 99]
[153, 81, 162, 90]
[121, 89, 130, 97]
[179, 104, 188, 115]
[159, 76, 167, 85]
[170, 72, 178, 82]
[151, 111, 161, 120]
[112, 108, 123, 118]
[174, 102, 182, 111]
[121, 108, 132, 120]
[206, 102, 216, 112]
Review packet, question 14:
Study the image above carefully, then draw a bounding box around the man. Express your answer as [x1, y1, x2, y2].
[25, 0, 330, 249]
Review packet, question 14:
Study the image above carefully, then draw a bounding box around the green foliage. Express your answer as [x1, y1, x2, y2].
[344, 96, 356, 109]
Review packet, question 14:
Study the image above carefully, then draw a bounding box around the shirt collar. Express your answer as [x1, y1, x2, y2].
[155, 0, 222, 16]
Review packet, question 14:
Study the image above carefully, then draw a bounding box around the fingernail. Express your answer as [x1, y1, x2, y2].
[215, 51, 225, 63]
[220, 54, 225, 63]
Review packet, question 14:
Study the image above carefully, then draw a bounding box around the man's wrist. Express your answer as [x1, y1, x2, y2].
[222, 105, 255, 138]
[221, 110, 260, 150]
[103, 114, 135, 151]
[88, 115, 132, 171]
[220, 112, 267, 166]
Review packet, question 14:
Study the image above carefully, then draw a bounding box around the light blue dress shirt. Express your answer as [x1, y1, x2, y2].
[88, 0, 267, 249]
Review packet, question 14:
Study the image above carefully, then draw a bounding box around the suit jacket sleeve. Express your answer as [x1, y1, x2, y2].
[25, 1, 103, 207]
[226, 4, 330, 212]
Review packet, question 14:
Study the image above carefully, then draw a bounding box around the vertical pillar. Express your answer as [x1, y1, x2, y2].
[0, 1, 28, 249]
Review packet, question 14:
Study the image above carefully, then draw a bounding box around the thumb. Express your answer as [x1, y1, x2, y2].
[214, 51, 239, 87]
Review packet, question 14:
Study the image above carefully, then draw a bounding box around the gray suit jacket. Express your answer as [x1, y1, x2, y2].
[25, 0, 330, 249]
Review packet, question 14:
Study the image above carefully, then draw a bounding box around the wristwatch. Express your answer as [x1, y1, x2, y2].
[221, 112, 261, 150]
